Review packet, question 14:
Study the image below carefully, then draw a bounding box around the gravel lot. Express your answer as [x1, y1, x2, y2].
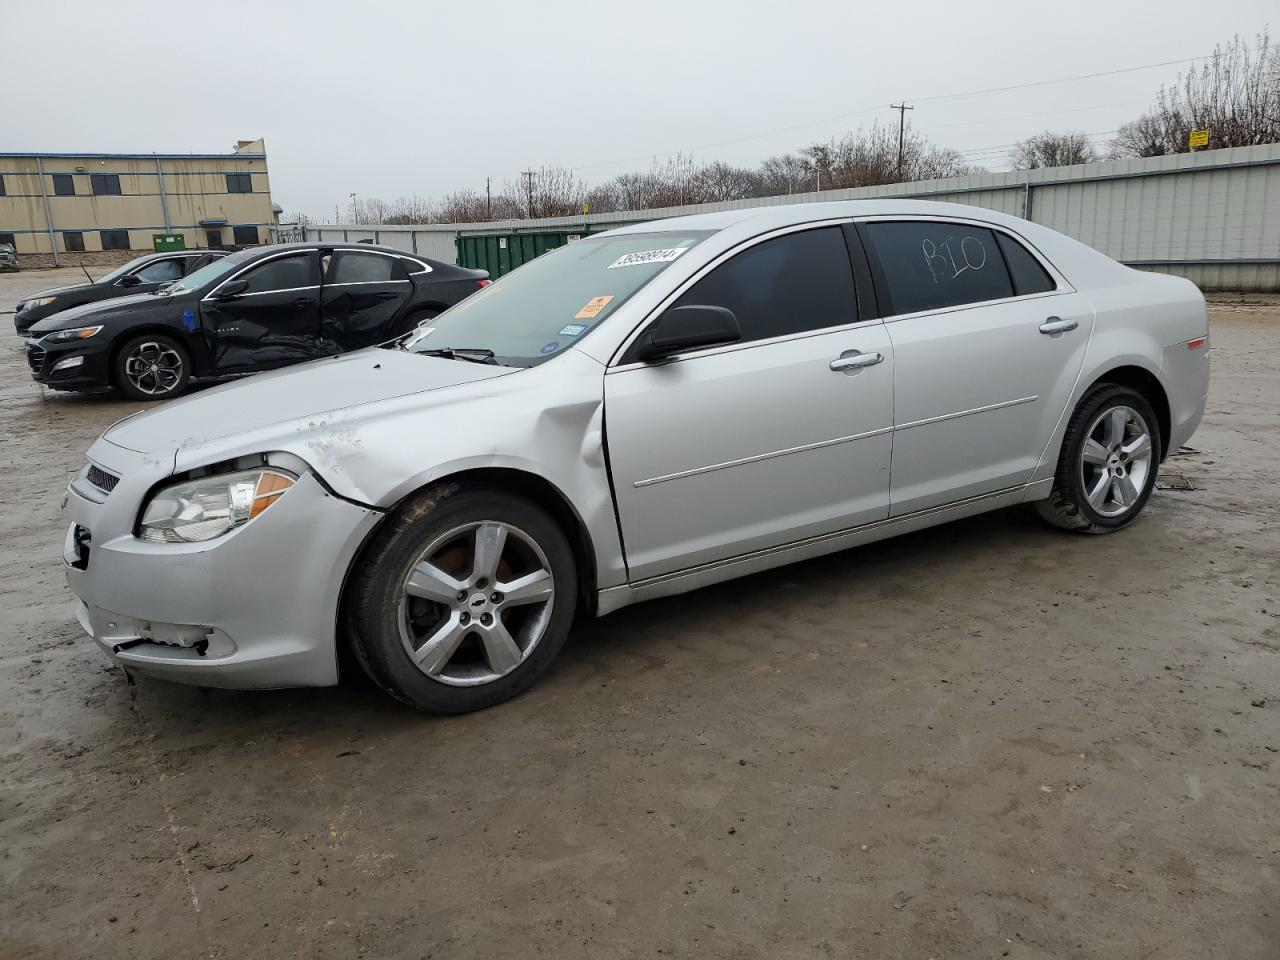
[1, 267, 1277, 959]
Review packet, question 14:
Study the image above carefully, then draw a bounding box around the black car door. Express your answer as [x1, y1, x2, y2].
[318, 249, 414, 353]
[199, 250, 322, 370]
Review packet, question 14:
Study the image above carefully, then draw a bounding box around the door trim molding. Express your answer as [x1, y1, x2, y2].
[897, 394, 1038, 431]
[634, 425, 893, 488]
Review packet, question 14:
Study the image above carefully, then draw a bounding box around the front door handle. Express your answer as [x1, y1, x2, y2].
[830, 351, 884, 372]
[1039, 316, 1078, 335]
[294, 297, 316, 307]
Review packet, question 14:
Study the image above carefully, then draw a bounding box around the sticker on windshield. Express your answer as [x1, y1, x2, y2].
[540, 341, 560, 355]
[608, 247, 689, 269]
[573, 295, 614, 320]
[558, 323, 588, 337]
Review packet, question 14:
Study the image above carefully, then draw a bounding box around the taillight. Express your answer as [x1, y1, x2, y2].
[475, 279, 491, 289]
[1187, 337, 1207, 350]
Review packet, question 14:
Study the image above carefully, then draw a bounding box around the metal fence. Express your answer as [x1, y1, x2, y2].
[282, 143, 1280, 291]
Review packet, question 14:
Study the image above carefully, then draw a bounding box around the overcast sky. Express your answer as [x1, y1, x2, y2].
[5, 0, 1275, 218]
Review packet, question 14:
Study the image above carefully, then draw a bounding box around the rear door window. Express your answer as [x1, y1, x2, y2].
[864, 221, 1014, 316]
[996, 233, 1056, 296]
[329, 251, 407, 284]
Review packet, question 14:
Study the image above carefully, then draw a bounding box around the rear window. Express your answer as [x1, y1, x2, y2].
[997, 233, 1056, 296]
[865, 221, 1014, 315]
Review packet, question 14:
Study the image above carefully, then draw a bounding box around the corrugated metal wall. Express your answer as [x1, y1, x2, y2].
[291, 143, 1280, 291]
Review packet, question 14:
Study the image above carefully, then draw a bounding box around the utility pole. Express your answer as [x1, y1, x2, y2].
[486, 177, 492, 220]
[890, 103, 914, 183]
[349, 192, 357, 224]
[521, 169, 536, 219]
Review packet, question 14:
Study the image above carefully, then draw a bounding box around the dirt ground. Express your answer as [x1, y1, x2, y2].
[1, 267, 1277, 960]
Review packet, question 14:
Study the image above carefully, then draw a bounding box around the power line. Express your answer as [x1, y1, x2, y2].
[566, 47, 1237, 175]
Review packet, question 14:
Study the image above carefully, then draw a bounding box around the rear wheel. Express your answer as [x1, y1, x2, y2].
[1037, 384, 1161, 533]
[113, 334, 191, 401]
[396, 307, 439, 338]
[346, 485, 576, 713]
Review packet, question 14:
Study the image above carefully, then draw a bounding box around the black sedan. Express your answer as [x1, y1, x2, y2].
[25, 243, 489, 401]
[13, 250, 231, 334]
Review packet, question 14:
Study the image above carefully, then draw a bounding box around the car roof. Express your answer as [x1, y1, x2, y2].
[596, 198, 1031, 237]
[254, 240, 429, 258]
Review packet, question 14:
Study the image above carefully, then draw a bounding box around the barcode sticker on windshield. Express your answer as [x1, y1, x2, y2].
[608, 247, 688, 269]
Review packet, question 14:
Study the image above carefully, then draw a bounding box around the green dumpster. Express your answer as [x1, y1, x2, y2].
[455, 230, 588, 279]
[152, 233, 186, 252]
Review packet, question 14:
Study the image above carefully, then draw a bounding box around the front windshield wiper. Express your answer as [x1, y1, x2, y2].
[417, 347, 501, 366]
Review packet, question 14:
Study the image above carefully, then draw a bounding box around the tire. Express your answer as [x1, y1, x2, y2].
[345, 484, 577, 714]
[113, 333, 191, 401]
[1036, 384, 1162, 533]
[396, 307, 440, 338]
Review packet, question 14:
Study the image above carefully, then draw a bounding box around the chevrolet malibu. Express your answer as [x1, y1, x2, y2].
[63, 200, 1209, 713]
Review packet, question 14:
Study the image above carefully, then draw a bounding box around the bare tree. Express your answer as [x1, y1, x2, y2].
[1114, 31, 1280, 156]
[1011, 130, 1099, 169]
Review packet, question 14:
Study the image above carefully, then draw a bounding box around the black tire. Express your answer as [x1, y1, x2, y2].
[113, 333, 191, 401]
[1036, 383, 1162, 533]
[395, 307, 440, 338]
[345, 484, 577, 714]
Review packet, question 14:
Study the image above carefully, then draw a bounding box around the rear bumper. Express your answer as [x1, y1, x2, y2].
[1162, 337, 1210, 454]
[64, 451, 382, 690]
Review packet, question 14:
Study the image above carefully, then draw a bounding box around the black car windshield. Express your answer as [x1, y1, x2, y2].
[167, 249, 255, 295]
[403, 231, 711, 365]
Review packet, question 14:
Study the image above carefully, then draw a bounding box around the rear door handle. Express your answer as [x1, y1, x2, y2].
[294, 297, 316, 307]
[830, 351, 884, 372]
[1039, 316, 1078, 335]
[375, 292, 400, 301]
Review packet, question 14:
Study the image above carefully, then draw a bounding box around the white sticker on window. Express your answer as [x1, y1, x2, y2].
[608, 247, 688, 269]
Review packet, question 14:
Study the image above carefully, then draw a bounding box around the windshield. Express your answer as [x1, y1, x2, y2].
[404, 230, 712, 366]
[167, 249, 253, 295]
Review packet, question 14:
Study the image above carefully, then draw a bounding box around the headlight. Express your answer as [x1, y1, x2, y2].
[44, 325, 103, 343]
[139, 468, 296, 543]
[22, 296, 56, 311]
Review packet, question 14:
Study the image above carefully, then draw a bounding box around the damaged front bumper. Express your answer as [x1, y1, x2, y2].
[64, 438, 381, 690]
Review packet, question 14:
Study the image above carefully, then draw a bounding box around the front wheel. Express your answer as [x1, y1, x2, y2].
[1037, 384, 1161, 533]
[345, 485, 577, 713]
[114, 334, 191, 401]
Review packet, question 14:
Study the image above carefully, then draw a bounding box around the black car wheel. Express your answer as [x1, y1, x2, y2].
[114, 334, 191, 401]
[396, 307, 440, 338]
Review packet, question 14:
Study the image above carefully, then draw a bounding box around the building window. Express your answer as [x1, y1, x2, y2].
[100, 230, 130, 251]
[90, 173, 122, 196]
[63, 232, 85, 252]
[226, 173, 253, 194]
[0, 175, 5, 196]
[0, 233, 15, 247]
[232, 225, 260, 245]
[52, 174, 75, 196]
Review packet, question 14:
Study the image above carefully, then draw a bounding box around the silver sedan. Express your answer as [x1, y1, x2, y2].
[62, 200, 1209, 712]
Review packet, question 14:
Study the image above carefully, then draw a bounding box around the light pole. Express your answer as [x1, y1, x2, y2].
[349, 192, 357, 224]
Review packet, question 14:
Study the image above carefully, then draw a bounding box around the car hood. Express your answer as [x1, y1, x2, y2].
[103, 347, 516, 458]
[21, 282, 98, 305]
[28, 291, 171, 332]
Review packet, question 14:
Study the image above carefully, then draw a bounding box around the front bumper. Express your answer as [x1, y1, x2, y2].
[27, 335, 113, 388]
[63, 440, 381, 689]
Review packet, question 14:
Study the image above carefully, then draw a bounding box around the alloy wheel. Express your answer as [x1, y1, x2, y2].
[1078, 405, 1154, 518]
[123, 341, 184, 396]
[397, 521, 555, 686]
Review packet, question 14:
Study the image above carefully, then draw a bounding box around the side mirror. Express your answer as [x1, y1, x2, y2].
[117, 274, 142, 288]
[637, 305, 741, 362]
[212, 279, 249, 300]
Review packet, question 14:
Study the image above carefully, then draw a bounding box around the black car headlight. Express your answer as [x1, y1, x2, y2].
[139, 467, 296, 543]
[21, 296, 57, 312]
[44, 325, 103, 343]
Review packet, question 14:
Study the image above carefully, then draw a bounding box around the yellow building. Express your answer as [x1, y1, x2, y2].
[0, 138, 275, 267]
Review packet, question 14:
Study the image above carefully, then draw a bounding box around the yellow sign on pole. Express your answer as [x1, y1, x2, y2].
[1188, 129, 1210, 149]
